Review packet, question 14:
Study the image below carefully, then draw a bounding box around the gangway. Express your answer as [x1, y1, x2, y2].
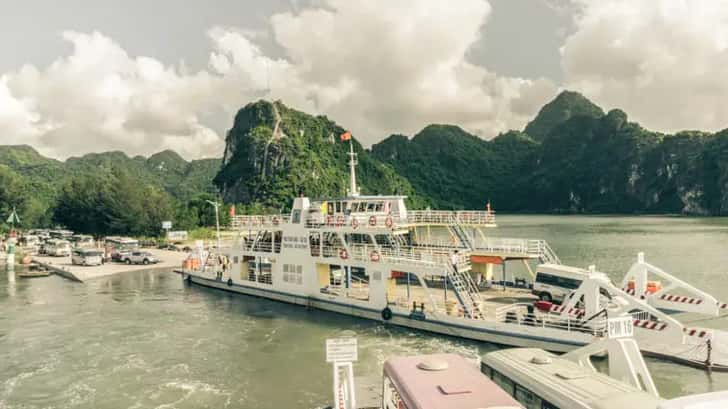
[620, 252, 721, 316]
[446, 261, 485, 319]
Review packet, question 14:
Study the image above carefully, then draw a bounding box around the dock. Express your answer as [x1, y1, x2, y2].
[33, 249, 187, 282]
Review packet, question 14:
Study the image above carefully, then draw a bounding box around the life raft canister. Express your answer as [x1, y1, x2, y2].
[381, 307, 393, 321]
[370, 250, 381, 262]
[351, 218, 359, 229]
[385, 216, 393, 228]
[368, 216, 377, 227]
[339, 248, 349, 260]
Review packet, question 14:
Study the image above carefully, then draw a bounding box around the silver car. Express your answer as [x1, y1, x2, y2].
[123, 251, 158, 265]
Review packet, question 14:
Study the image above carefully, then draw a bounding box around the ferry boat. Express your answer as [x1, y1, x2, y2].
[180, 138, 728, 371]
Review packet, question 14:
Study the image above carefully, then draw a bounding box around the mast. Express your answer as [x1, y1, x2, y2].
[347, 139, 360, 197]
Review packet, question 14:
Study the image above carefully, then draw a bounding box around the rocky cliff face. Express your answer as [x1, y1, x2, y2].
[372, 92, 728, 215]
[214, 100, 426, 209]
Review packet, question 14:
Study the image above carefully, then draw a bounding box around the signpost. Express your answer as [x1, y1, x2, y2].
[327, 337, 357, 409]
[607, 316, 634, 339]
[326, 337, 358, 363]
[166, 231, 189, 242]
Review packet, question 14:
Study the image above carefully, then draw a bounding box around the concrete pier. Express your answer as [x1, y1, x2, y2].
[33, 249, 187, 282]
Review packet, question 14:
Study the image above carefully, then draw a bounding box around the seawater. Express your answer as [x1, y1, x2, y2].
[2, 215, 728, 408]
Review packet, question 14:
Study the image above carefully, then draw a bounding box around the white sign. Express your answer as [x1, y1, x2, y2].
[607, 316, 634, 339]
[326, 338, 358, 363]
[166, 230, 188, 241]
[162, 221, 173, 230]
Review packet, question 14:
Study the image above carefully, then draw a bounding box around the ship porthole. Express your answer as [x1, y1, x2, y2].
[227, 278, 233, 286]
[381, 307, 393, 321]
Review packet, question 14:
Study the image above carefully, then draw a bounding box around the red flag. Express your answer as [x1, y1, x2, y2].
[340, 131, 352, 141]
[229, 204, 236, 217]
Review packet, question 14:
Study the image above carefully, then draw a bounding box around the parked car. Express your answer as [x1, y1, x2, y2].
[71, 248, 104, 266]
[45, 239, 72, 257]
[111, 249, 132, 262]
[122, 251, 159, 265]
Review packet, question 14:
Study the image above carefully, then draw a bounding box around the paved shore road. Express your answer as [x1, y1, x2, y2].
[33, 249, 188, 281]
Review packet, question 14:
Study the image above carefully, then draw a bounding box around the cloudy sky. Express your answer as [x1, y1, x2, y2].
[1, 0, 727, 159]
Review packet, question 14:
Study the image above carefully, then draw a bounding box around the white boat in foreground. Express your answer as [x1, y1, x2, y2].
[483, 319, 728, 409]
[179, 139, 728, 371]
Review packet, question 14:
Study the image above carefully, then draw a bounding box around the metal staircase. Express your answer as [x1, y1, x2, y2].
[538, 240, 561, 265]
[450, 224, 473, 249]
[447, 263, 485, 319]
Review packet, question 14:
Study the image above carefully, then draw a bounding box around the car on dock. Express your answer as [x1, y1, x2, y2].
[71, 248, 104, 266]
[45, 239, 72, 257]
[121, 251, 158, 265]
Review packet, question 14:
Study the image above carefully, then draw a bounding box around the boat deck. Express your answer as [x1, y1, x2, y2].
[327, 279, 536, 319]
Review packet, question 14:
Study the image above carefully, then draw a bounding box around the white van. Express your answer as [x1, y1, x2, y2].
[45, 239, 72, 257]
[71, 248, 103, 266]
[532, 263, 610, 303]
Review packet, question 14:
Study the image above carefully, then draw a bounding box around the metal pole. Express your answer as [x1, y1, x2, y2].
[206, 200, 222, 251]
[502, 259, 507, 291]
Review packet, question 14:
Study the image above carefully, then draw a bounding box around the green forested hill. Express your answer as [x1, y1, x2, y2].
[372, 92, 728, 215]
[0, 145, 221, 233]
[214, 100, 428, 210]
[3, 89, 728, 235]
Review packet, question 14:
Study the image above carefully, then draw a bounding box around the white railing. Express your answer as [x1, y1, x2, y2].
[406, 210, 496, 226]
[305, 213, 407, 229]
[494, 304, 607, 336]
[231, 214, 291, 229]
[470, 237, 560, 264]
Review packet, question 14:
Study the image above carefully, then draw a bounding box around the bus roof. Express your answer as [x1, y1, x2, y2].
[483, 348, 660, 409]
[384, 354, 521, 409]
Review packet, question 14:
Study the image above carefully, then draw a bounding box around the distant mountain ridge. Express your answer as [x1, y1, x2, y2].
[0, 145, 221, 227]
[371, 92, 728, 215]
[3, 89, 728, 233]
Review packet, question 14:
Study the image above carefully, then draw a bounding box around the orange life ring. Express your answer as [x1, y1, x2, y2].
[368, 216, 377, 226]
[336, 215, 345, 226]
[339, 248, 349, 260]
[326, 215, 334, 226]
[370, 250, 380, 262]
[272, 216, 280, 225]
[385, 216, 393, 228]
[351, 218, 359, 229]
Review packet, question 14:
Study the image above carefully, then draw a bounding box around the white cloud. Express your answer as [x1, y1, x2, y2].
[562, 0, 728, 133]
[0, 0, 558, 159]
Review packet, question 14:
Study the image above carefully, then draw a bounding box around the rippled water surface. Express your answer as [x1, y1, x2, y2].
[2, 215, 728, 408]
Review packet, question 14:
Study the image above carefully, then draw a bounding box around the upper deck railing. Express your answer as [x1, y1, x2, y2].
[231, 209, 496, 230]
[238, 239, 471, 272]
[470, 237, 561, 264]
[406, 210, 496, 226]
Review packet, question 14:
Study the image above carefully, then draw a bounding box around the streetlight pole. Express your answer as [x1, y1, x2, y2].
[206, 200, 221, 250]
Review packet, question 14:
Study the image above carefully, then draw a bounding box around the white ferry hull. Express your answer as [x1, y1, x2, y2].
[183, 271, 591, 353]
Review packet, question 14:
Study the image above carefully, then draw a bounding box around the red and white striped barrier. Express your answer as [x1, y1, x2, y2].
[683, 328, 711, 338]
[659, 293, 704, 305]
[549, 304, 586, 318]
[633, 319, 668, 331]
